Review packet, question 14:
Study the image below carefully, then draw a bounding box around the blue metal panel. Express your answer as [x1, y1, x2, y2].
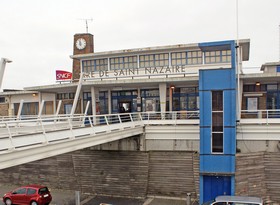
[200, 155, 235, 173]
[277, 66, 280, 72]
[223, 128, 236, 155]
[199, 40, 234, 51]
[224, 90, 236, 126]
[199, 69, 234, 90]
[199, 91, 211, 127]
[203, 176, 231, 203]
[199, 128, 212, 154]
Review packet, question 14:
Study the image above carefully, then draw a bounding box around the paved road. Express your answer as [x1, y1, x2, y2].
[83, 196, 188, 205]
[0, 184, 189, 205]
[0, 184, 78, 205]
[83, 195, 145, 205]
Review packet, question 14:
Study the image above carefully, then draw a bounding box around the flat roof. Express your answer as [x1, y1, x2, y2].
[260, 61, 280, 71]
[71, 39, 250, 61]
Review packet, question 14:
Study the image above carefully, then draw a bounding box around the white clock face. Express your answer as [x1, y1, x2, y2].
[76, 38, 86, 50]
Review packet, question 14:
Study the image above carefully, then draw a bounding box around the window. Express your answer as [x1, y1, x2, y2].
[172, 87, 199, 111]
[267, 84, 278, 91]
[243, 84, 266, 92]
[82, 60, 94, 73]
[187, 51, 202, 65]
[247, 97, 258, 111]
[57, 93, 75, 100]
[82, 59, 108, 72]
[171, 51, 202, 66]
[14, 188, 26, 194]
[139, 53, 169, 68]
[110, 56, 137, 70]
[38, 187, 49, 194]
[0, 97, 5, 103]
[14, 103, 35, 115]
[171, 52, 186, 66]
[205, 50, 231, 64]
[95, 59, 108, 71]
[83, 92, 92, 115]
[212, 91, 223, 153]
[27, 188, 37, 195]
[141, 89, 160, 112]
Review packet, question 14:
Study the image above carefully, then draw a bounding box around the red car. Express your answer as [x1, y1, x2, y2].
[2, 184, 52, 205]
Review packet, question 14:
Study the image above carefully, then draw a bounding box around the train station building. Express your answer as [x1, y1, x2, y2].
[0, 33, 280, 203]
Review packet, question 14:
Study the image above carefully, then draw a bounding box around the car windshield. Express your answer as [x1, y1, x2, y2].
[38, 187, 49, 195]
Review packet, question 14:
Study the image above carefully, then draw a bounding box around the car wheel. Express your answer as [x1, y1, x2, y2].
[31, 201, 38, 205]
[5, 198, 12, 205]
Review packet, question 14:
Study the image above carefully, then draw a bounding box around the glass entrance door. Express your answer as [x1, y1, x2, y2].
[111, 90, 137, 113]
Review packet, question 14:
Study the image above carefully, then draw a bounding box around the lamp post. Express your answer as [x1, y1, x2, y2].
[0, 58, 12, 92]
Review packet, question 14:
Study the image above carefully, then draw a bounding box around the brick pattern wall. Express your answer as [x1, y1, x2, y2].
[0, 150, 198, 198]
[1, 149, 280, 202]
[0, 104, 8, 116]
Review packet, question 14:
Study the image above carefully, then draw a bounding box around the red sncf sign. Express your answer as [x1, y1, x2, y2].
[56, 70, 72, 81]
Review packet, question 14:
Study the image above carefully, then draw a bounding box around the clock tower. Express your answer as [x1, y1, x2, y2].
[72, 33, 94, 81]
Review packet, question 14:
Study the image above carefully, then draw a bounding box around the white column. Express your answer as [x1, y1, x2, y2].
[91, 86, 97, 116]
[108, 89, 112, 114]
[169, 87, 173, 111]
[159, 83, 166, 113]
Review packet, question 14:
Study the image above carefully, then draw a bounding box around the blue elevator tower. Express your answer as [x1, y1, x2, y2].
[198, 41, 237, 203]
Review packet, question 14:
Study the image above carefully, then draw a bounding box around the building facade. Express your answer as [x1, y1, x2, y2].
[1, 33, 280, 202]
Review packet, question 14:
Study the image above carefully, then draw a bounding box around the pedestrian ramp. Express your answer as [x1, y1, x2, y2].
[0, 113, 144, 169]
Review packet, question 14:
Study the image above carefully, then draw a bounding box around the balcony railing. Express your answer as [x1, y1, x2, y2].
[240, 110, 280, 124]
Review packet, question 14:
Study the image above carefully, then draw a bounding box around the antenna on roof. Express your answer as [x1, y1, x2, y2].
[78, 18, 93, 33]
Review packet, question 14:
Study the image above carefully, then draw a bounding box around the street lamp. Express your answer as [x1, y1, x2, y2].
[0, 58, 13, 92]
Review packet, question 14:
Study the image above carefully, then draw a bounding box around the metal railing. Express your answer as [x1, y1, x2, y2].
[2, 109, 280, 152]
[240, 110, 280, 124]
[241, 110, 280, 118]
[0, 111, 200, 152]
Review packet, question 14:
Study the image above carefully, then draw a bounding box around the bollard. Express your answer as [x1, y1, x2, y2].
[75, 191, 80, 205]
[186, 193, 191, 205]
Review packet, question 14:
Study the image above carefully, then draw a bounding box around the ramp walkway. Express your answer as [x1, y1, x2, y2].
[0, 111, 199, 169]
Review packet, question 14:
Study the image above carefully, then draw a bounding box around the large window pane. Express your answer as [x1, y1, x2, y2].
[212, 91, 223, 111]
[212, 112, 223, 132]
[212, 133, 223, 153]
[212, 90, 224, 153]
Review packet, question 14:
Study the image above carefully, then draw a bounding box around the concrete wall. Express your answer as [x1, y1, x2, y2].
[0, 147, 279, 203]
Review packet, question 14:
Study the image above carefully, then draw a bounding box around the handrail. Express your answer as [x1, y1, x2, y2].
[0, 111, 199, 152]
[1, 110, 280, 153]
[240, 109, 280, 124]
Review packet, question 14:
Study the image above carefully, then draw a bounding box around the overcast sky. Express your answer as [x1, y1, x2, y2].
[1, 0, 280, 90]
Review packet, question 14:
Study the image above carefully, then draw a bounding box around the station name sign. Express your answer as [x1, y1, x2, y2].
[83, 65, 189, 79]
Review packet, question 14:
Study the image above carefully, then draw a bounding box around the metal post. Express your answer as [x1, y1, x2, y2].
[71, 73, 83, 116]
[55, 100, 62, 116]
[186, 193, 191, 205]
[38, 100, 45, 118]
[17, 100, 24, 120]
[0, 58, 12, 92]
[75, 191, 80, 205]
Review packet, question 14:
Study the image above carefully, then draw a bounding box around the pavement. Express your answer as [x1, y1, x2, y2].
[82, 196, 189, 205]
[0, 184, 84, 205]
[0, 184, 190, 205]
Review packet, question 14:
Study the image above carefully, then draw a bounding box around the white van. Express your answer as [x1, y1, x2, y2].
[203, 195, 263, 205]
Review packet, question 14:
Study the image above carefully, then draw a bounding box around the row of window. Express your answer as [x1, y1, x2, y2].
[82, 50, 232, 72]
[57, 93, 75, 100]
[243, 84, 280, 92]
